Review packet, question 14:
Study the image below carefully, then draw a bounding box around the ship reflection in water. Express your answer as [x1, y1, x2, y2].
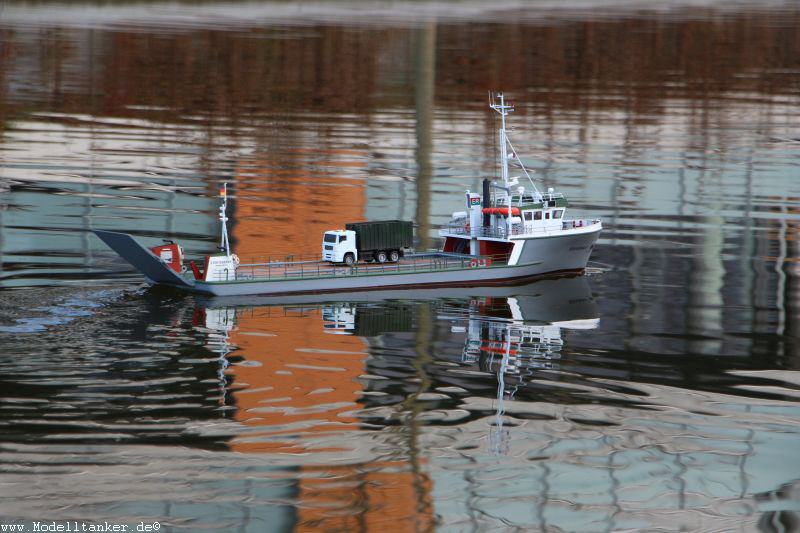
[193, 275, 599, 440]
[185, 275, 799, 531]
[185, 277, 599, 530]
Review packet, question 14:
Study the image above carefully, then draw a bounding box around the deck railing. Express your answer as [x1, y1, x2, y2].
[490, 190, 565, 207]
[440, 224, 513, 238]
[440, 218, 601, 238]
[204, 252, 512, 283]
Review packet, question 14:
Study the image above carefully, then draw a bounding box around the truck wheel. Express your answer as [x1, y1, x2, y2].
[389, 250, 400, 262]
[376, 251, 388, 263]
[344, 253, 355, 266]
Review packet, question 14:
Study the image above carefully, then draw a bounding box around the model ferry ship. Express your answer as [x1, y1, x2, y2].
[94, 94, 602, 297]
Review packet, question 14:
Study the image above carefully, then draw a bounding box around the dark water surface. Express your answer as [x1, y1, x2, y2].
[1, 1, 800, 531]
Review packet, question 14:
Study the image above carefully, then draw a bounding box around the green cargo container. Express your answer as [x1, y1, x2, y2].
[345, 220, 413, 253]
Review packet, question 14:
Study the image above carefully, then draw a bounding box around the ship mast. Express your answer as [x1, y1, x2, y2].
[219, 182, 231, 256]
[490, 93, 514, 237]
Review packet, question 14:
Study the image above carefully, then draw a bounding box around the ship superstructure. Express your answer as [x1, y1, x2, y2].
[439, 93, 602, 272]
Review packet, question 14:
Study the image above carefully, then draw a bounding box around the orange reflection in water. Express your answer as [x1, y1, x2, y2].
[296, 463, 435, 533]
[228, 306, 368, 454]
[227, 309, 435, 532]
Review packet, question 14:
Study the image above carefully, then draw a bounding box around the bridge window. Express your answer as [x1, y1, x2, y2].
[524, 211, 533, 221]
[534, 211, 542, 220]
[553, 210, 563, 219]
[545, 212, 550, 219]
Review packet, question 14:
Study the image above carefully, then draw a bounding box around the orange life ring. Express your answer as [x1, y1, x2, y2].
[482, 207, 521, 216]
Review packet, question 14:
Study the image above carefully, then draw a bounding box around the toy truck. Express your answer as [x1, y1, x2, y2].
[322, 220, 413, 265]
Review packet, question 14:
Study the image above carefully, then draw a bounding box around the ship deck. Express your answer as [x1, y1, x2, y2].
[215, 252, 508, 283]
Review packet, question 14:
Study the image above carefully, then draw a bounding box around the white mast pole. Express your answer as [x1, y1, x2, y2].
[498, 94, 512, 237]
[499, 94, 509, 186]
[490, 93, 515, 238]
[219, 183, 230, 256]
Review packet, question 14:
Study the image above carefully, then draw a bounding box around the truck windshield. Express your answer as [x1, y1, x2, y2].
[324, 234, 337, 243]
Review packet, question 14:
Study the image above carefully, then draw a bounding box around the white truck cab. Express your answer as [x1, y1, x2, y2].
[322, 230, 358, 265]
